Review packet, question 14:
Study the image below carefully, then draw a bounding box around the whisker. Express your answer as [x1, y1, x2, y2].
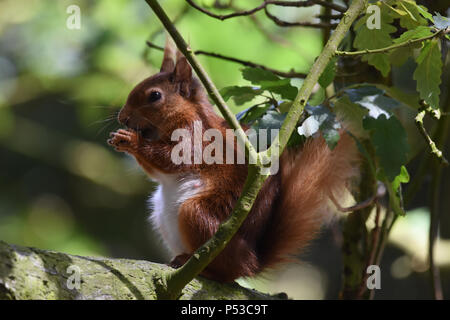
[95, 120, 117, 138]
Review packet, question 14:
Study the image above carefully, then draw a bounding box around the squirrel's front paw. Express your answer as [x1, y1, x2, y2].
[108, 129, 139, 153]
[168, 254, 191, 269]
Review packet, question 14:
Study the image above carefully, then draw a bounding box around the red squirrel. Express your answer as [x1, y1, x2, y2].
[107, 42, 360, 282]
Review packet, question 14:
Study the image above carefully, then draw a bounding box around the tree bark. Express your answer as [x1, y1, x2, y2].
[0, 241, 276, 300]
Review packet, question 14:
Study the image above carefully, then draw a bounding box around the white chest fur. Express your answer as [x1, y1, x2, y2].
[148, 173, 203, 256]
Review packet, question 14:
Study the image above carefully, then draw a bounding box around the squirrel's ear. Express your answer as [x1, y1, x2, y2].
[173, 50, 192, 97]
[160, 37, 176, 73]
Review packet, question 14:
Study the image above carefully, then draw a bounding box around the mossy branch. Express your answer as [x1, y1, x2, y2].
[0, 241, 274, 300]
[144, 0, 367, 299]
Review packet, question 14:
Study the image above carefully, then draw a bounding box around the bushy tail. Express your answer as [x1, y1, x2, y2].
[260, 131, 360, 269]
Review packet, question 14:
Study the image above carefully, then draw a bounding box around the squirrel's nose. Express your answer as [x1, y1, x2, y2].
[118, 108, 129, 126]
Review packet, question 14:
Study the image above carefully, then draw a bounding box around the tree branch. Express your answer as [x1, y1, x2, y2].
[264, 7, 337, 29]
[145, 40, 307, 78]
[415, 109, 449, 166]
[335, 29, 447, 57]
[0, 241, 274, 300]
[185, 0, 347, 21]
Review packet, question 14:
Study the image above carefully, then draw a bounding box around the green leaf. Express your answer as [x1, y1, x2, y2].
[416, 5, 434, 22]
[382, 2, 407, 17]
[249, 110, 286, 150]
[354, 5, 397, 77]
[304, 105, 341, 149]
[392, 165, 410, 192]
[389, 47, 413, 66]
[308, 87, 326, 106]
[240, 67, 298, 101]
[392, 26, 432, 44]
[318, 57, 337, 89]
[236, 103, 273, 124]
[386, 165, 409, 217]
[363, 114, 409, 181]
[333, 95, 368, 135]
[220, 86, 263, 105]
[255, 110, 286, 130]
[413, 39, 442, 109]
[375, 84, 421, 110]
[278, 101, 292, 113]
[389, 26, 431, 66]
[241, 67, 279, 84]
[396, 0, 429, 30]
[259, 79, 298, 101]
[344, 85, 400, 118]
[389, 25, 431, 67]
[384, 176, 406, 216]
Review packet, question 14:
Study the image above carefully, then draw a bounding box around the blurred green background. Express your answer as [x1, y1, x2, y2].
[0, 0, 449, 299]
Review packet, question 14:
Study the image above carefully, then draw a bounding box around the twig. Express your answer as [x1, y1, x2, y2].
[146, 40, 307, 78]
[330, 192, 377, 213]
[143, 4, 190, 63]
[335, 29, 447, 57]
[415, 109, 449, 166]
[356, 201, 382, 299]
[264, 7, 337, 29]
[316, 13, 344, 19]
[185, 0, 347, 21]
[429, 162, 444, 300]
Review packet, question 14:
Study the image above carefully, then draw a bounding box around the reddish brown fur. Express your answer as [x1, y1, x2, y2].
[108, 44, 360, 282]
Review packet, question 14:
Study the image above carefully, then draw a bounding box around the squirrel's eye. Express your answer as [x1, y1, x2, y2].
[148, 91, 162, 103]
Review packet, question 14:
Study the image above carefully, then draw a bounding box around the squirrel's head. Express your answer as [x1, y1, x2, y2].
[118, 40, 209, 139]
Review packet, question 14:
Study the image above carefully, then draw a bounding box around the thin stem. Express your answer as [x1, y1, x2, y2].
[264, 7, 337, 29]
[146, 41, 307, 78]
[415, 109, 449, 166]
[429, 161, 444, 300]
[330, 192, 378, 213]
[185, 0, 346, 21]
[356, 201, 381, 299]
[335, 29, 447, 57]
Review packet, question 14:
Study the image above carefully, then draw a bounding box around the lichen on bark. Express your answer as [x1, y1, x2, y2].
[0, 241, 275, 300]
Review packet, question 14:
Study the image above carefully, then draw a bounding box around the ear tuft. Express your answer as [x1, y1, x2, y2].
[174, 50, 192, 97]
[160, 36, 176, 73]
